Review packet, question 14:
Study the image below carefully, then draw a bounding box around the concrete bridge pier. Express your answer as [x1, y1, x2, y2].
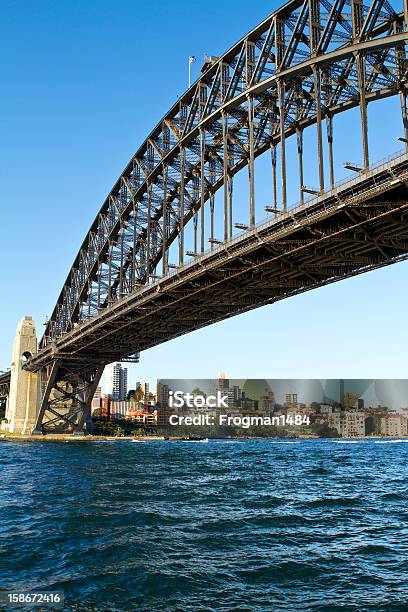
[5, 317, 39, 434]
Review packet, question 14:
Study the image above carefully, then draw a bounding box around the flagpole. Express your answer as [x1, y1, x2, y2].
[188, 56, 196, 88]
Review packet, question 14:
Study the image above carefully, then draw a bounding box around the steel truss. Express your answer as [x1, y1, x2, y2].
[26, 0, 408, 432]
[32, 362, 103, 434]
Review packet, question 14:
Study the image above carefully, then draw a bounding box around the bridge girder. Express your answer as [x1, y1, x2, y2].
[29, 153, 408, 374]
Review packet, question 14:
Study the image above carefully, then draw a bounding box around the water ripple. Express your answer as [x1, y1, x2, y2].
[1, 439, 408, 611]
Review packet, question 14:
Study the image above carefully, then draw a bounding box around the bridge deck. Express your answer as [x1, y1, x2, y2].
[29, 150, 408, 371]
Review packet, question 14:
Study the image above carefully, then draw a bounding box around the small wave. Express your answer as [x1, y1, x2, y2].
[237, 560, 320, 582]
[355, 543, 393, 555]
[381, 492, 406, 500]
[374, 439, 408, 444]
[269, 441, 300, 444]
[306, 496, 360, 508]
[307, 466, 329, 475]
[333, 440, 360, 444]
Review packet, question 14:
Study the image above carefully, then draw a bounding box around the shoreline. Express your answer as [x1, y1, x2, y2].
[1, 434, 408, 442]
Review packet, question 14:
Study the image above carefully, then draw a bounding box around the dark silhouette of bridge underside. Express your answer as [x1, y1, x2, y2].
[32, 153, 408, 369]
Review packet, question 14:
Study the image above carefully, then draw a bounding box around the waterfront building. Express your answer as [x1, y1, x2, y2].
[110, 401, 129, 420]
[145, 409, 158, 427]
[380, 414, 407, 437]
[341, 412, 365, 437]
[328, 412, 365, 437]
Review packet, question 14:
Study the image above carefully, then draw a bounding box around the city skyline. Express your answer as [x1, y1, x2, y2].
[92, 376, 408, 438]
[154, 377, 408, 437]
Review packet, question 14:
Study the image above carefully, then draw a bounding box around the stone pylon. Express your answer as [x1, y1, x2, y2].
[6, 317, 39, 434]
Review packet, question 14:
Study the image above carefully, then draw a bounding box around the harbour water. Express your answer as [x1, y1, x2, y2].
[1, 438, 408, 611]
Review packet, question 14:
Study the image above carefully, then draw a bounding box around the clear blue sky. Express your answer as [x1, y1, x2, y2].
[1, 0, 407, 391]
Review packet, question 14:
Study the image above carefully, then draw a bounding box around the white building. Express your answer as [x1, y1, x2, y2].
[380, 414, 407, 437]
[110, 401, 128, 420]
[329, 412, 365, 437]
[107, 363, 128, 400]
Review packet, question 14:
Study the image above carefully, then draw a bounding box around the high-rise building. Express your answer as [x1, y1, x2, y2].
[285, 393, 298, 405]
[141, 382, 149, 399]
[136, 382, 150, 399]
[216, 372, 229, 392]
[107, 363, 128, 400]
[156, 381, 170, 427]
[227, 385, 241, 408]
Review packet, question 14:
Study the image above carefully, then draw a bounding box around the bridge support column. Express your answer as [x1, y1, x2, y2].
[313, 67, 325, 192]
[270, 141, 277, 216]
[32, 361, 104, 435]
[400, 89, 408, 150]
[6, 317, 39, 434]
[296, 128, 304, 204]
[248, 96, 256, 226]
[356, 52, 369, 170]
[327, 114, 335, 189]
[278, 80, 287, 212]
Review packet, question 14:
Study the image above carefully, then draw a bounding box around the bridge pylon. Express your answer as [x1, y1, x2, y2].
[5, 317, 39, 434]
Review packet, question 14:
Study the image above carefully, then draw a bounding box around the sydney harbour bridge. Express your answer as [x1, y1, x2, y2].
[1, 0, 408, 434]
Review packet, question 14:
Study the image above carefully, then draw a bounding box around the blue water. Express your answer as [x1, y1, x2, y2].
[1, 439, 408, 611]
